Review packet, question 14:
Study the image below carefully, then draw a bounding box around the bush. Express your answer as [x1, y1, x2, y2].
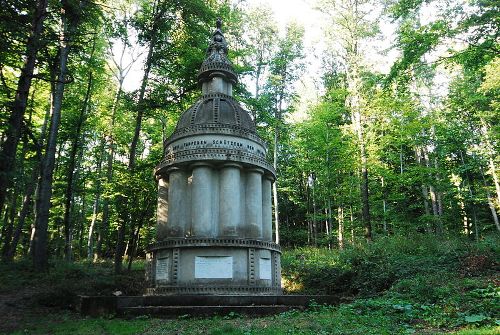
[0, 259, 146, 310]
[281, 234, 499, 297]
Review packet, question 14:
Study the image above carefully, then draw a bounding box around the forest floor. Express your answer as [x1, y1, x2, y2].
[0, 235, 498, 335]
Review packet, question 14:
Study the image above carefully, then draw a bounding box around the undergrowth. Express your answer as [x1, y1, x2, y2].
[1, 235, 498, 334]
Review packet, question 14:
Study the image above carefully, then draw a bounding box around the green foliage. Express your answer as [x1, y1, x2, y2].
[0, 260, 145, 309]
[282, 235, 499, 296]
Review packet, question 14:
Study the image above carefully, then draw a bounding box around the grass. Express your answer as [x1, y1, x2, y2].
[8, 307, 500, 335]
[1, 235, 498, 335]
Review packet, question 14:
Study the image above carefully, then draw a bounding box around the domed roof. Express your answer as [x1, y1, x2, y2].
[174, 93, 255, 132]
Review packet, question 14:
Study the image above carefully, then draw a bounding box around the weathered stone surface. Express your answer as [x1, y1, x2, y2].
[148, 20, 279, 296]
[79, 294, 344, 317]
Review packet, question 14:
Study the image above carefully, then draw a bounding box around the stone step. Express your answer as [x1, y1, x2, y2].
[116, 295, 341, 308]
[79, 295, 344, 317]
[119, 305, 305, 317]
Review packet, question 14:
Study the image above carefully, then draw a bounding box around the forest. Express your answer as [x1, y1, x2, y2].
[0, 0, 498, 334]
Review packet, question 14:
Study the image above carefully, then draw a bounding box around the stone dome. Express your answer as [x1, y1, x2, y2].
[174, 93, 255, 133]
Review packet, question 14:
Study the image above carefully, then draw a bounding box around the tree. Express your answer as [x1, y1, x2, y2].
[320, 0, 380, 241]
[263, 22, 304, 244]
[0, 0, 49, 220]
[33, 0, 101, 270]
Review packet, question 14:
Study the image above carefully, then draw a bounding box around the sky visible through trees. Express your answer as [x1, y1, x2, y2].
[0, 0, 498, 270]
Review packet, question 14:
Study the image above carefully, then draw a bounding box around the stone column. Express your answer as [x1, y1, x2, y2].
[262, 176, 273, 241]
[246, 168, 263, 238]
[156, 177, 169, 240]
[191, 163, 213, 237]
[219, 163, 241, 237]
[167, 169, 189, 237]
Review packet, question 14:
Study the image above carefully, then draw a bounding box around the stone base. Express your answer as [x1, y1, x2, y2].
[146, 286, 282, 296]
[79, 295, 344, 317]
[146, 238, 281, 295]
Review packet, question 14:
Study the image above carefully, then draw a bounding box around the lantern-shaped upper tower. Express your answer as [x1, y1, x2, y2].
[146, 19, 281, 296]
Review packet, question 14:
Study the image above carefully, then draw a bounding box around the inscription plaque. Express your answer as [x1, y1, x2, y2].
[156, 257, 169, 281]
[195, 256, 233, 278]
[259, 258, 272, 280]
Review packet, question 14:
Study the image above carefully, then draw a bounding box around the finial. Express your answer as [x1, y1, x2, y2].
[197, 17, 238, 85]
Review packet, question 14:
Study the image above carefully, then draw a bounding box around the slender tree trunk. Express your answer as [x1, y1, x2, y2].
[1, 189, 18, 259]
[114, 31, 155, 274]
[338, 206, 344, 250]
[126, 198, 151, 271]
[486, 189, 500, 232]
[480, 121, 500, 207]
[88, 139, 104, 259]
[420, 146, 442, 233]
[399, 145, 404, 174]
[480, 166, 500, 232]
[460, 150, 479, 240]
[97, 84, 122, 258]
[27, 79, 52, 259]
[253, 65, 261, 122]
[421, 184, 431, 225]
[63, 71, 92, 261]
[488, 155, 500, 208]
[5, 88, 40, 261]
[272, 95, 283, 245]
[272, 148, 279, 244]
[359, 122, 371, 240]
[312, 181, 317, 246]
[349, 205, 355, 243]
[429, 185, 439, 216]
[7, 176, 36, 260]
[1, 210, 9, 245]
[0, 0, 49, 218]
[326, 200, 332, 249]
[381, 176, 387, 234]
[1, 130, 31, 260]
[33, 4, 78, 270]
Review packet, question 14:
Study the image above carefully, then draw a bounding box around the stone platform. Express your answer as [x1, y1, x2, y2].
[79, 295, 344, 318]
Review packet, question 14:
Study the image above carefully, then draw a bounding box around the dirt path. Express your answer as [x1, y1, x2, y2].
[0, 287, 51, 334]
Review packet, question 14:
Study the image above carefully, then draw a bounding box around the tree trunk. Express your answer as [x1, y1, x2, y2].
[480, 166, 500, 232]
[349, 205, 355, 244]
[7, 174, 36, 260]
[126, 198, 151, 271]
[88, 139, 105, 260]
[359, 129, 371, 241]
[272, 93, 283, 245]
[311, 181, 317, 246]
[114, 30, 155, 274]
[480, 121, 500, 208]
[33, 4, 78, 270]
[1, 130, 31, 260]
[62, 70, 93, 261]
[97, 84, 122, 258]
[0, 0, 49, 218]
[1, 190, 18, 259]
[338, 206, 344, 250]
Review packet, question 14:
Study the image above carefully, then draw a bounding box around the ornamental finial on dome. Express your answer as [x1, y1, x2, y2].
[198, 18, 238, 84]
[204, 19, 229, 65]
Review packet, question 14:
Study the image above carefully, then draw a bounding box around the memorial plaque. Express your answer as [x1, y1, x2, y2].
[195, 256, 233, 278]
[259, 258, 272, 280]
[156, 257, 169, 281]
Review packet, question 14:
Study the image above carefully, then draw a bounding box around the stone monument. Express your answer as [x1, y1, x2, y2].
[146, 19, 281, 296]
